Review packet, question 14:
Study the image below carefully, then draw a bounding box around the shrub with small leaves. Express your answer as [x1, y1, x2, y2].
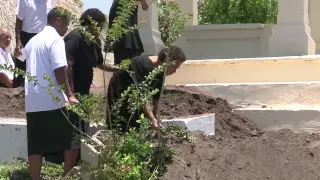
[0, 1, 194, 179]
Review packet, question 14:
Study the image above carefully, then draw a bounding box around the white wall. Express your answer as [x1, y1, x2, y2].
[174, 24, 274, 60]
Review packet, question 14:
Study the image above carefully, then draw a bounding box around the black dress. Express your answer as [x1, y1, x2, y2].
[107, 55, 164, 133]
[108, 0, 144, 65]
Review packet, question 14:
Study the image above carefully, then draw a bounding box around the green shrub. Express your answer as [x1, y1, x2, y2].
[198, 0, 278, 24]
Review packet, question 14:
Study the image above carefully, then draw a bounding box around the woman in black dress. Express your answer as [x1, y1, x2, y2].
[106, 46, 187, 133]
[108, 0, 149, 65]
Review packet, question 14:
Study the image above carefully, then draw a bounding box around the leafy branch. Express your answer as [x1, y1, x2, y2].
[0, 1, 194, 179]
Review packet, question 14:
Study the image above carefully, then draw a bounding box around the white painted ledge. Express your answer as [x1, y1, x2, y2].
[233, 108, 320, 133]
[162, 113, 215, 135]
[166, 82, 320, 108]
[0, 118, 27, 163]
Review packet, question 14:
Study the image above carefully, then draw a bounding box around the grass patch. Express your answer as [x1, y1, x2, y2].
[0, 161, 77, 180]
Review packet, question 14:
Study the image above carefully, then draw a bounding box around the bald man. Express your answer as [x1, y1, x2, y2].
[0, 28, 15, 88]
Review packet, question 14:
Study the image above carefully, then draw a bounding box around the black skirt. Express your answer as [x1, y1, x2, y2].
[106, 77, 141, 133]
[108, 1, 144, 64]
[26, 108, 80, 156]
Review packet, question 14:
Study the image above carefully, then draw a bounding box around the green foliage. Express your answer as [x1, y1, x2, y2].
[164, 125, 196, 143]
[0, 160, 77, 179]
[154, 0, 192, 46]
[68, 93, 106, 126]
[198, 0, 278, 24]
[105, 0, 139, 52]
[88, 115, 175, 180]
[0, 0, 195, 179]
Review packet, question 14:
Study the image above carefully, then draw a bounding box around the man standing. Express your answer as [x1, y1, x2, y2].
[65, 8, 119, 132]
[107, 46, 186, 133]
[24, 7, 78, 179]
[14, 0, 55, 87]
[44, 8, 118, 165]
[0, 28, 15, 88]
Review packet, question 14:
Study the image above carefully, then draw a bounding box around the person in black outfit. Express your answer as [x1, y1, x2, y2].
[107, 0, 149, 65]
[107, 45, 186, 133]
[45, 8, 118, 165]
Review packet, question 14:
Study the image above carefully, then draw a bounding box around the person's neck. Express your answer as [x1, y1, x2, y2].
[149, 56, 159, 66]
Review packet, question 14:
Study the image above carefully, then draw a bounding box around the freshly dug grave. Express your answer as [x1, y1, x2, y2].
[2, 87, 320, 180]
[0, 87, 261, 139]
[160, 89, 261, 138]
[160, 89, 320, 180]
[163, 130, 320, 180]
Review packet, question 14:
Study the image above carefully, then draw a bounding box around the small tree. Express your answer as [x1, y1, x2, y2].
[0, 1, 192, 179]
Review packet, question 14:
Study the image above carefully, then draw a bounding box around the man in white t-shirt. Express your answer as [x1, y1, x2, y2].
[14, 0, 55, 87]
[24, 7, 79, 180]
[0, 28, 15, 88]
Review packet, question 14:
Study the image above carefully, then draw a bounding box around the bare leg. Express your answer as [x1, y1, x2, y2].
[28, 154, 43, 180]
[62, 148, 79, 177]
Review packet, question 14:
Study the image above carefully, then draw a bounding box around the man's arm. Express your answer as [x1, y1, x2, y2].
[95, 40, 120, 73]
[54, 66, 73, 98]
[97, 64, 120, 72]
[0, 73, 13, 88]
[152, 99, 159, 119]
[50, 38, 77, 103]
[152, 73, 164, 119]
[142, 102, 158, 130]
[66, 57, 74, 93]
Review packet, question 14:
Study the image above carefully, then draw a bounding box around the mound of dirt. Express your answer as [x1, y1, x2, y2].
[163, 130, 320, 180]
[160, 89, 261, 138]
[2, 87, 320, 180]
[0, 87, 260, 139]
[0, 87, 25, 118]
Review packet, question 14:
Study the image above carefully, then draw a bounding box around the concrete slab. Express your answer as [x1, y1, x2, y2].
[167, 82, 320, 108]
[167, 83, 320, 133]
[162, 113, 215, 135]
[0, 118, 27, 163]
[0, 113, 215, 163]
[233, 107, 320, 133]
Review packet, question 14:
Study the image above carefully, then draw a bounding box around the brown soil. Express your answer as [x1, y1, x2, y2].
[160, 88, 261, 138]
[164, 130, 320, 180]
[2, 87, 320, 179]
[0, 87, 25, 118]
[160, 89, 320, 180]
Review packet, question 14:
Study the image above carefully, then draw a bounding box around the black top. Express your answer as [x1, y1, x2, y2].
[64, 30, 103, 95]
[107, 54, 164, 110]
[108, 0, 144, 52]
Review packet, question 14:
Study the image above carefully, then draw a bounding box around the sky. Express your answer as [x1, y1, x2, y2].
[83, 0, 112, 14]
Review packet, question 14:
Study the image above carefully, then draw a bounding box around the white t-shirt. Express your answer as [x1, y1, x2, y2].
[24, 26, 69, 113]
[0, 48, 15, 81]
[16, 0, 55, 34]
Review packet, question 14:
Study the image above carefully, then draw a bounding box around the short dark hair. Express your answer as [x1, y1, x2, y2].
[80, 8, 106, 26]
[47, 7, 71, 24]
[157, 46, 186, 63]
